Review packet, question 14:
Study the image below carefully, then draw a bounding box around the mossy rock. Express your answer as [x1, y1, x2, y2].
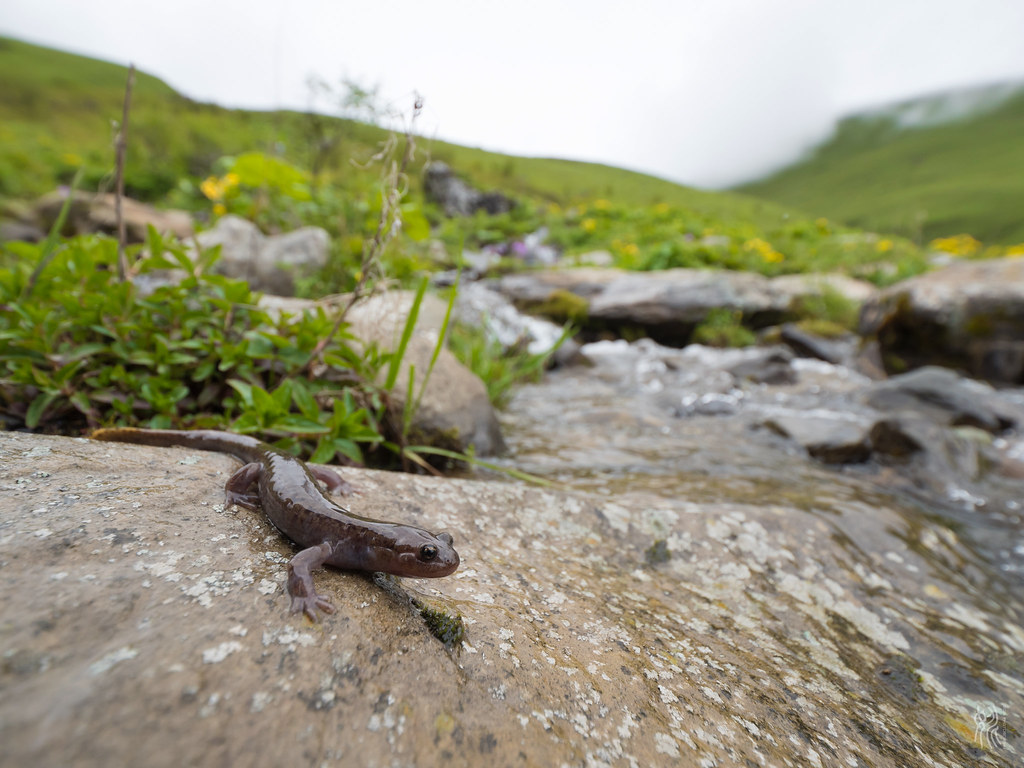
[529, 289, 589, 324]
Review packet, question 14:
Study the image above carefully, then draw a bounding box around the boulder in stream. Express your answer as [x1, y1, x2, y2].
[861, 366, 1018, 434]
[493, 268, 877, 346]
[860, 257, 1024, 384]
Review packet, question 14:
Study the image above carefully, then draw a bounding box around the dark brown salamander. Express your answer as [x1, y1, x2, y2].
[91, 428, 459, 620]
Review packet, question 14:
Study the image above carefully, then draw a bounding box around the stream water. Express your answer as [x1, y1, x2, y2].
[499, 340, 1024, 588]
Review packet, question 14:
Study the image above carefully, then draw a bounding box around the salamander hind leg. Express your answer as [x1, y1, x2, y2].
[287, 542, 336, 622]
[310, 465, 356, 497]
[224, 462, 263, 510]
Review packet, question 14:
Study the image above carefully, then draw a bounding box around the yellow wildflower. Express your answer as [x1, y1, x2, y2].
[929, 234, 981, 257]
[594, 199, 611, 211]
[581, 218, 597, 233]
[653, 202, 670, 215]
[1005, 243, 1024, 257]
[622, 243, 640, 257]
[743, 237, 784, 264]
[875, 239, 893, 253]
[200, 176, 222, 201]
[212, 203, 227, 217]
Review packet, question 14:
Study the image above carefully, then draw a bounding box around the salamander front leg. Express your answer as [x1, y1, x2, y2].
[287, 542, 336, 621]
[310, 465, 356, 497]
[224, 462, 262, 510]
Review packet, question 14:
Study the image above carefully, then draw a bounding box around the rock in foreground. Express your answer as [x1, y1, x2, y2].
[1, 432, 1021, 767]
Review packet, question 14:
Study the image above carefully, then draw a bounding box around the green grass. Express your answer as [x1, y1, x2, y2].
[738, 84, 1024, 245]
[0, 35, 951, 288]
[0, 36, 800, 225]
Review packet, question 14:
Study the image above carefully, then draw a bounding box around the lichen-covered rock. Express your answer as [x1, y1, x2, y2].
[2, 432, 1022, 767]
[859, 257, 1024, 384]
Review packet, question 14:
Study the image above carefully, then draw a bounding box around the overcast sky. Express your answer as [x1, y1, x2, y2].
[4, 1, 1024, 188]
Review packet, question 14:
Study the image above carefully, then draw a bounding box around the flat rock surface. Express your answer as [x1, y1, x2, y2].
[2, 431, 1023, 767]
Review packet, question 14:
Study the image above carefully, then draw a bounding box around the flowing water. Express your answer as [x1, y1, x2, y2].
[492, 340, 1024, 761]
[500, 339, 1024, 590]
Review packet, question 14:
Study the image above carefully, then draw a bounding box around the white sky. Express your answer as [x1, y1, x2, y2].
[3, 0, 1024, 188]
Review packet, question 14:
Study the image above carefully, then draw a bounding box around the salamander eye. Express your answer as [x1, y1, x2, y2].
[419, 544, 439, 561]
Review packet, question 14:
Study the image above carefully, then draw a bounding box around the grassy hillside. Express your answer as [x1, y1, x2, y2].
[737, 83, 1024, 245]
[0, 36, 789, 225]
[1, 36, 949, 289]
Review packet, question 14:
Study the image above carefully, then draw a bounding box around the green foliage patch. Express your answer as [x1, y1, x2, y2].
[0, 231, 385, 464]
[739, 86, 1024, 245]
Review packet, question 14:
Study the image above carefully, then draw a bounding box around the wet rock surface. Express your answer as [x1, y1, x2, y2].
[5, 353, 1024, 765]
[862, 366, 1018, 433]
[500, 340, 1024, 583]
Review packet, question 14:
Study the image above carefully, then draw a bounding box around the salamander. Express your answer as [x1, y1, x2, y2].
[91, 428, 460, 620]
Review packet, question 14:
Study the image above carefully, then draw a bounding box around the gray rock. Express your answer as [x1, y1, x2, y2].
[4, 431, 1022, 767]
[588, 268, 781, 326]
[454, 282, 579, 364]
[860, 257, 1024, 384]
[346, 291, 507, 456]
[779, 323, 851, 364]
[862, 366, 1017, 433]
[195, 215, 328, 296]
[493, 268, 876, 345]
[770, 272, 878, 306]
[423, 162, 514, 217]
[763, 414, 873, 463]
[493, 267, 622, 305]
[32, 189, 193, 243]
[730, 347, 796, 385]
[0, 219, 45, 243]
[869, 414, 987, 483]
[257, 292, 506, 456]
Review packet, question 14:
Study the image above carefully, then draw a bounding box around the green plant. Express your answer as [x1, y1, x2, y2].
[446, 321, 567, 408]
[0, 230, 386, 464]
[788, 285, 861, 331]
[691, 308, 756, 348]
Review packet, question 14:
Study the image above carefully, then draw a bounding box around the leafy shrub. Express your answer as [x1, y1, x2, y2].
[0, 231, 386, 464]
[446, 322, 564, 408]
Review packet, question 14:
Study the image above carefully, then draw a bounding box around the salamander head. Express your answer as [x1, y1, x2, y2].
[387, 529, 460, 578]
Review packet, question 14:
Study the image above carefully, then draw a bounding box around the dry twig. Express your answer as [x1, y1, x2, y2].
[114, 64, 136, 281]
